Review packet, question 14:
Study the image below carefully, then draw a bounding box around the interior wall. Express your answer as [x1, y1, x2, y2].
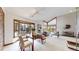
[4, 13, 14, 44]
[57, 12, 76, 35]
[3, 8, 35, 44]
[0, 8, 4, 50]
[2, 7, 78, 44]
[77, 10, 79, 34]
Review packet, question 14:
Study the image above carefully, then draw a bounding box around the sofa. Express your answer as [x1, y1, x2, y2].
[62, 31, 74, 37]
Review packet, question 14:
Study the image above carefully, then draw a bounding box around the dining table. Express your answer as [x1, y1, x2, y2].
[27, 33, 46, 51]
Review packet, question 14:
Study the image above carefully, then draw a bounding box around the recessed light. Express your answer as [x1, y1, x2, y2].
[69, 10, 73, 12]
[69, 9, 76, 13]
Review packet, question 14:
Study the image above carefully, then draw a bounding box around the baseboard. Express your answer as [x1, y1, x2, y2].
[4, 39, 19, 46]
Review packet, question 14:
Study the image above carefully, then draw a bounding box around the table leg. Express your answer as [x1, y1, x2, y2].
[41, 39, 43, 44]
[32, 39, 34, 51]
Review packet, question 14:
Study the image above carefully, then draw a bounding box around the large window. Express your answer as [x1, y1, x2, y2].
[14, 20, 35, 38]
[48, 19, 56, 32]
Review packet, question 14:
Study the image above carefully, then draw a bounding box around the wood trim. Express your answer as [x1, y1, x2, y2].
[47, 17, 57, 32]
[56, 17, 57, 32]
[43, 20, 48, 23]
[14, 19, 35, 24]
[48, 17, 57, 23]
[4, 43, 14, 46]
[13, 20, 15, 38]
[47, 22, 48, 30]
[1, 8, 5, 45]
[4, 39, 19, 46]
[13, 19, 35, 38]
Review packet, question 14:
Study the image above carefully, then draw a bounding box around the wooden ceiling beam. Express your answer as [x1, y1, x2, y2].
[43, 17, 57, 23]
[48, 17, 57, 23]
[43, 20, 48, 23]
[14, 19, 35, 24]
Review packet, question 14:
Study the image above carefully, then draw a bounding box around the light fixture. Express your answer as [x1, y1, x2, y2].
[69, 10, 73, 13]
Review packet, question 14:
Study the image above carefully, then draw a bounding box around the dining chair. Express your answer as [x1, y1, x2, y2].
[19, 36, 32, 51]
[41, 35, 46, 44]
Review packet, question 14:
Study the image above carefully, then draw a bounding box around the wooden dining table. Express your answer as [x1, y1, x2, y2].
[31, 34, 46, 51]
[26, 32, 46, 51]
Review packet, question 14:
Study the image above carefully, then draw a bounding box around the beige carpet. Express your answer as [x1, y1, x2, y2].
[2, 36, 73, 51]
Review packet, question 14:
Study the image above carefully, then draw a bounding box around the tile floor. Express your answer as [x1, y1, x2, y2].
[2, 36, 74, 51]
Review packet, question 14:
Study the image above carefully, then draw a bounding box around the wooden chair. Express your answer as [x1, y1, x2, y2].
[19, 36, 32, 51]
[41, 35, 46, 44]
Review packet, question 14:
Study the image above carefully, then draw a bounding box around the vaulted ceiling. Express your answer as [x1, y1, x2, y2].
[3, 7, 75, 22]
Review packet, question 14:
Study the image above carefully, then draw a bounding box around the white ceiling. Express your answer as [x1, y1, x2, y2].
[48, 18, 56, 25]
[4, 7, 75, 22]
[4, 7, 36, 17]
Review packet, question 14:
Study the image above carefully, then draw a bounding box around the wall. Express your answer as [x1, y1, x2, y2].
[57, 12, 76, 35]
[77, 9, 79, 34]
[4, 13, 14, 44]
[3, 7, 78, 44]
[0, 8, 4, 50]
[3, 8, 35, 44]
[35, 12, 77, 35]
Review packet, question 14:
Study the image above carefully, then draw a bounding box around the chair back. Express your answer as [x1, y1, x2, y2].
[18, 36, 24, 47]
